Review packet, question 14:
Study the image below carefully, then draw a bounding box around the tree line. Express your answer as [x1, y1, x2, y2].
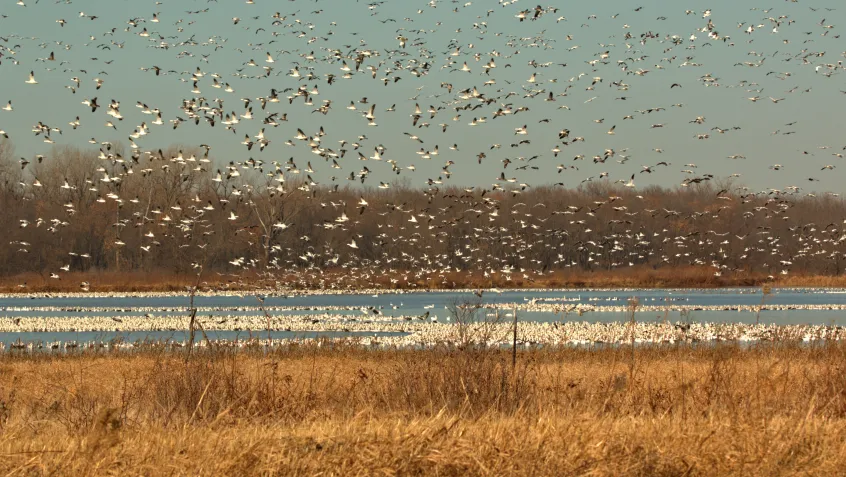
[2, 140, 846, 283]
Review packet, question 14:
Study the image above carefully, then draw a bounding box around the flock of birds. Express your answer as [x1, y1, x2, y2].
[3, 285, 846, 348]
[1, 0, 846, 294]
[2, 314, 846, 351]
[5, 300, 846, 333]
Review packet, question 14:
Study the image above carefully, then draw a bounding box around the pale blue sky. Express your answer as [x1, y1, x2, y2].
[0, 0, 843, 192]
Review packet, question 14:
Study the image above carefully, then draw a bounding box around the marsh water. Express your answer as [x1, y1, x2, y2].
[2, 288, 846, 346]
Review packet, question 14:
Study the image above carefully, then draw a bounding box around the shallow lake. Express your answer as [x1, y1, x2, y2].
[2, 288, 846, 345]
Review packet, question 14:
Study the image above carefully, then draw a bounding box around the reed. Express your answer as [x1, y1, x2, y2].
[1, 343, 845, 475]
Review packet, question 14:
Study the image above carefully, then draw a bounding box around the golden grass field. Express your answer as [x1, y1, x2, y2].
[4, 266, 846, 293]
[1, 343, 845, 475]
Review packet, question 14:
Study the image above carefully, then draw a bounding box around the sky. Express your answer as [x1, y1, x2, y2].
[0, 0, 844, 192]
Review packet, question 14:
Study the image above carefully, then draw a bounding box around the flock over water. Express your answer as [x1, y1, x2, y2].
[2, 0, 846, 350]
[2, 287, 846, 350]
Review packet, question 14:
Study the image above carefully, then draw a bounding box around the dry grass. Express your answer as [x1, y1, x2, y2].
[1, 343, 846, 475]
[0, 270, 234, 293]
[3, 266, 846, 293]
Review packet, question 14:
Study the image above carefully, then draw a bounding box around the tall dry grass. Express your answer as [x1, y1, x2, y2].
[1, 343, 846, 475]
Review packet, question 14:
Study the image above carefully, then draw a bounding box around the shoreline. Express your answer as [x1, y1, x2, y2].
[6, 268, 846, 294]
[2, 284, 846, 299]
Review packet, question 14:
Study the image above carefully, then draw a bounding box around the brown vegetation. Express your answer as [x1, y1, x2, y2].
[4, 267, 846, 294]
[1, 343, 845, 475]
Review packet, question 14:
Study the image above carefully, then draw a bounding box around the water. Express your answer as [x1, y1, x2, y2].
[5, 287, 846, 308]
[3, 287, 846, 344]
